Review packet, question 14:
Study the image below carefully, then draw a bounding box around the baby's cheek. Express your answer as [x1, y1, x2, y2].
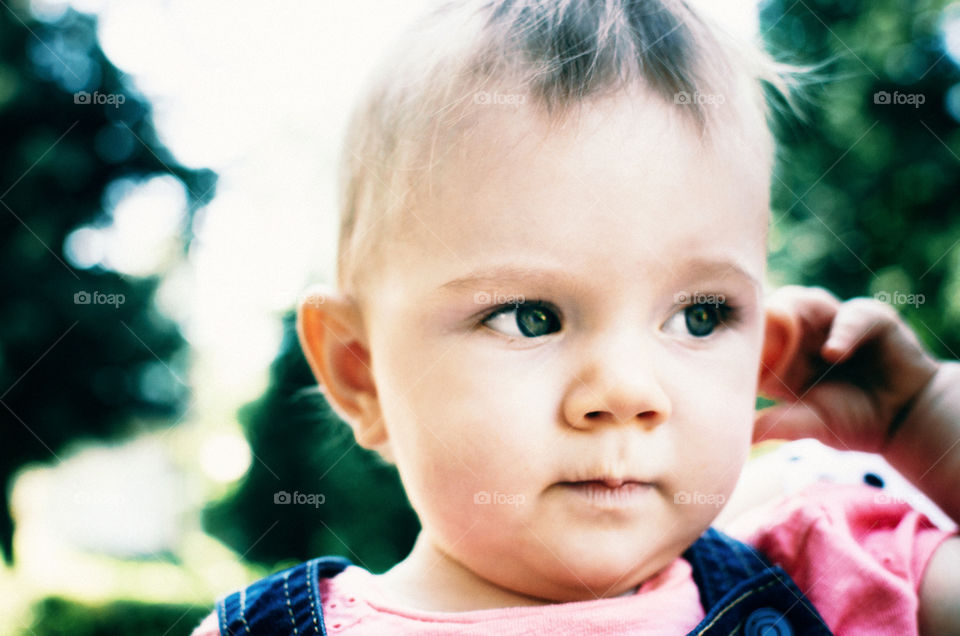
[397, 402, 521, 499]
[672, 384, 754, 495]
[694, 425, 751, 497]
[411, 427, 534, 553]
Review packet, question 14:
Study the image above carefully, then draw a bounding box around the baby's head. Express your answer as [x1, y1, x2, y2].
[300, 0, 796, 603]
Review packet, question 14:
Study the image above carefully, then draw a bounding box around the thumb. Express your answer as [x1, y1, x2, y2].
[753, 402, 828, 444]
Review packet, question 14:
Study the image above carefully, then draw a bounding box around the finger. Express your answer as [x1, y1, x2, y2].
[763, 286, 843, 391]
[821, 298, 897, 363]
[765, 286, 842, 336]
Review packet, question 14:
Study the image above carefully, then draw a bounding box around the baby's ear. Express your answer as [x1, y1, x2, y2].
[296, 285, 387, 450]
[758, 301, 800, 399]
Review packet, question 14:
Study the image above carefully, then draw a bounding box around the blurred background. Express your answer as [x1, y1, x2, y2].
[0, 0, 958, 633]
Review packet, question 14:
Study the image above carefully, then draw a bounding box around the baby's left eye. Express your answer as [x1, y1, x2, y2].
[483, 302, 561, 338]
[663, 302, 731, 338]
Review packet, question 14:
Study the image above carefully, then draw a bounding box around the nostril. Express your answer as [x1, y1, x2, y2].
[585, 411, 603, 419]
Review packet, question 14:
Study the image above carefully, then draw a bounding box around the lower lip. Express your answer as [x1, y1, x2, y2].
[558, 481, 654, 509]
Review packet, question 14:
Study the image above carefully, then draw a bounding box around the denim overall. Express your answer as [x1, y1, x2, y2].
[217, 527, 833, 635]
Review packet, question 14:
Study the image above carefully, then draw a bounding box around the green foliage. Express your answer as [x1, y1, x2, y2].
[25, 597, 209, 636]
[762, 0, 960, 359]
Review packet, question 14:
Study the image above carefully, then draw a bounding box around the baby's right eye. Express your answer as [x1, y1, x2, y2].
[482, 302, 561, 338]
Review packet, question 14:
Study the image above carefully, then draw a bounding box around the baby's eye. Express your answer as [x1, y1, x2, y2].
[483, 302, 561, 338]
[663, 302, 731, 338]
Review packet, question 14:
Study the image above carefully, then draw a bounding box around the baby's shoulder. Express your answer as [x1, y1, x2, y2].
[727, 478, 953, 587]
[723, 479, 956, 633]
[721, 439, 957, 539]
[729, 479, 941, 546]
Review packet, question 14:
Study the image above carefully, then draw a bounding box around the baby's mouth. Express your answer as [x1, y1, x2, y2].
[569, 477, 637, 488]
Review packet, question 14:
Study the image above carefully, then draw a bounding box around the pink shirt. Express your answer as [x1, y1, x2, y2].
[192, 483, 955, 635]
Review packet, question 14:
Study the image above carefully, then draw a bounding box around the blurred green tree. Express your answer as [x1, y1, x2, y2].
[0, 4, 214, 562]
[25, 597, 210, 636]
[763, 0, 960, 357]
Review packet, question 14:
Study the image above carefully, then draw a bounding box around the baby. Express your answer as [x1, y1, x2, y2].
[194, 0, 960, 633]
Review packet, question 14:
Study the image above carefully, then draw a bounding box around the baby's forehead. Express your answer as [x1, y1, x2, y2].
[365, 94, 770, 299]
[413, 91, 772, 226]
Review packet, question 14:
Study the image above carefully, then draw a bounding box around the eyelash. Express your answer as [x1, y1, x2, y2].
[478, 297, 741, 337]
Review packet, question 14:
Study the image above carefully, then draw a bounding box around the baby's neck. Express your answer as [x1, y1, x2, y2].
[374, 534, 558, 613]
[374, 534, 644, 612]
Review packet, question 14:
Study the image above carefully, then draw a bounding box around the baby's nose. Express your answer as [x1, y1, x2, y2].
[561, 336, 671, 430]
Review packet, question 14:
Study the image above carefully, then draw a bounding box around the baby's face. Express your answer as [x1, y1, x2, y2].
[361, 92, 770, 601]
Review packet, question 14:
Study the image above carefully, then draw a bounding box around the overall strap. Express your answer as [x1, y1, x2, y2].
[682, 527, 833, 635]
[217, 556, 352, 636]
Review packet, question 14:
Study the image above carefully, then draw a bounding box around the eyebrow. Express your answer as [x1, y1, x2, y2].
[438, 258, 761, 293]
[439, 265, 567, 293]
[671, 257, 762, 290]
